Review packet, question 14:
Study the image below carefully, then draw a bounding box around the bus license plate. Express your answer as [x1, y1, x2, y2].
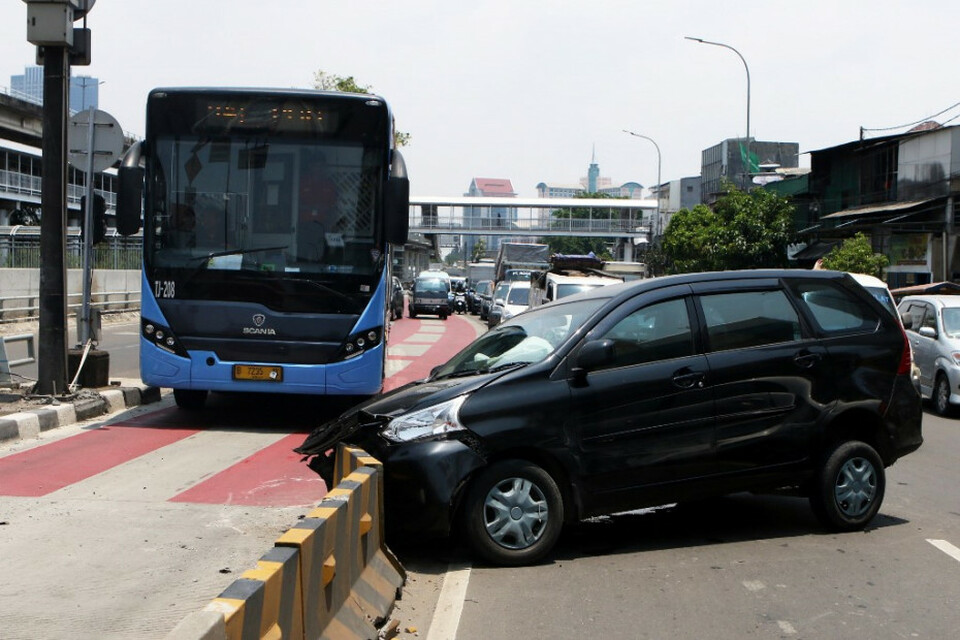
[233, 365, 283, 382]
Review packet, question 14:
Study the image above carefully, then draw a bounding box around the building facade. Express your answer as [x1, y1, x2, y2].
[463, 177, 518, 259]
[701, 138, 799, 203]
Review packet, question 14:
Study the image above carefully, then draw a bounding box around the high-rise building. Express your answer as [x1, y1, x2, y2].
[536, 149, 644, 200]
[10, 66, 100, 113]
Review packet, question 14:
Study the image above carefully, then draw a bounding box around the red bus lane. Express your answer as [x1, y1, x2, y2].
[0, 314, 483, 639]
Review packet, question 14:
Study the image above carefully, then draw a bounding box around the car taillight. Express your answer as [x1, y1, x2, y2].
[897, 324, 912, 376]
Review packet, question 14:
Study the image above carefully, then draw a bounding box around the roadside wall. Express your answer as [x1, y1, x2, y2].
[0, 268, 140, 319]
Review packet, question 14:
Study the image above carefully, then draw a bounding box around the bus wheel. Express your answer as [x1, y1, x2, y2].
[174, 389, 208, 411]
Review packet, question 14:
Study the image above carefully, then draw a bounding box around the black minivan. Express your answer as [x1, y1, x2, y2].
[297, 270, 923, 566]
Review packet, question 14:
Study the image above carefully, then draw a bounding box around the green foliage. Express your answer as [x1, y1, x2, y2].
[471, 238, 487, 263]
[819, 233, 889, 278]
[548, 192, 621, 258]
[312, 70, 411, 147]
[661, 183, 796, 273]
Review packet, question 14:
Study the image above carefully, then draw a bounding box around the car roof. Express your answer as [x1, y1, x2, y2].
[898, 294, 960, 308]
[560, 268, 856, 305]
[848, 273, 888, 289]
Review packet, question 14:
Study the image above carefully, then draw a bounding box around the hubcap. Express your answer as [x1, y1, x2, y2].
[483, 477, 549, 550]
[834, 457, 877, 517]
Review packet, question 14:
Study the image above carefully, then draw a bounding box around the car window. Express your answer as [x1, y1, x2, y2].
[700, 289, 801, 351]
[791, 281, 879, 335]
[598, 298, 694, 368]
[899, 301, 929, 333]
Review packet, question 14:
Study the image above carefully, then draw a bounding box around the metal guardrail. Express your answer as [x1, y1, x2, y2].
[0, 289, 140, 322]
[1, 333, 35, 384]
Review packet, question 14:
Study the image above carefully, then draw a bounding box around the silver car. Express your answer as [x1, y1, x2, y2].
[898, 294, 960, 415]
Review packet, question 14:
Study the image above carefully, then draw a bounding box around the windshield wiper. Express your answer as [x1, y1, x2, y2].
[278, 277, 363, 312]
[480, 361, 531, 375]
[181, 244, 289, 284]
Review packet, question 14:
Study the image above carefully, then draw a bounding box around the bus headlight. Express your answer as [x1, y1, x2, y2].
[337, 326, 382, 361]
[141, 318, 188, 358]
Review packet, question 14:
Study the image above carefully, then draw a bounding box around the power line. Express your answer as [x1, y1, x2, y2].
[861, 101, 960, 138]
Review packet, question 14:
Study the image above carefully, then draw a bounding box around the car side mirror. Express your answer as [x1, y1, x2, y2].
[919, 326, 937, 339]
[575, 339, 616, 371]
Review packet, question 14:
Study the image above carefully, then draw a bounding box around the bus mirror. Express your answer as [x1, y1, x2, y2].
[384, 150, 409, 245]
[116, 142, 144, 236]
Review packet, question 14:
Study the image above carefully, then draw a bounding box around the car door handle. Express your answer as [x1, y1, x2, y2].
[673, 369, 706, 389]
[793, 351, 822, 369]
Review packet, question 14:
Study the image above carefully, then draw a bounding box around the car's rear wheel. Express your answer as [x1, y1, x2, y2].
[810, 440, 885, 531]
[461, 460, 563, 566]
[933, 373, 953, 416]
[174, 388, 207, 411]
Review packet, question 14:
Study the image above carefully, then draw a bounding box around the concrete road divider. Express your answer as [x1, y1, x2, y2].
[165, 445, 405, 640]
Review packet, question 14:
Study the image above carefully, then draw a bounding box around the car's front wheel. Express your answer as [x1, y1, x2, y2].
[810, 440, 885, 531]
[461, 460, 564, 566]
[933, 373, 953, 416]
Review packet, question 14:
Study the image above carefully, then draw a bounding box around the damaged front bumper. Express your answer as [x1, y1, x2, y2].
[296, 412, 487, 537]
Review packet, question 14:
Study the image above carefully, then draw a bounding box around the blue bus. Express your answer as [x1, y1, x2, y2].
[116, 88, 409, 409]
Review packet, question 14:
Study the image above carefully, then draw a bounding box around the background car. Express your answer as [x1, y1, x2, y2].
[389, 276, 405, 320]
[475, 280, 494, 319]
[897, 293, 960, 415]
[487, 281, 511, 328]
[499, 280, 531, 323]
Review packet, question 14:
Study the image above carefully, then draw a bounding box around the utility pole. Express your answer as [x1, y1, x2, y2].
[23, 0, 96, 395]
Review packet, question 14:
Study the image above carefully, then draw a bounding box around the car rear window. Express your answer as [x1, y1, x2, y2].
[791, 281, 880, 334]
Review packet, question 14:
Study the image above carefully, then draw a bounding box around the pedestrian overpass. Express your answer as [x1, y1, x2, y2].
[409, 196, 656, 260]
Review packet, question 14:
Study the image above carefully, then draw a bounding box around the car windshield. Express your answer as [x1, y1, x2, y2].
[942, 308, 960, 337]
[416, 278, 447, 293]
[431, 298, 606, 378]
[507, 287, 530, 305]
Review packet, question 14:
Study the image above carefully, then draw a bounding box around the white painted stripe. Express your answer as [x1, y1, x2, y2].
[742, 580, 766, 592]
[426, 563, 472, 640]
[50, 429, 293, 502]
[927, 539, 960, 563]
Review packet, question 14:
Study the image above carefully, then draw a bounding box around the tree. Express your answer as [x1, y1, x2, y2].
[471, 238, 487, 262]
[312, 70, 411, 147]
[819, 233, 889, 278]
[547, 192, 621, 258]
[661, 182, 796, 273]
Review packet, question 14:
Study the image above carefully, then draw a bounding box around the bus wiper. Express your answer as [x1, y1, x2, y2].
[279, 278, 363, 312]
[187, 245, 289, 264]
[182, 245, 288, 284]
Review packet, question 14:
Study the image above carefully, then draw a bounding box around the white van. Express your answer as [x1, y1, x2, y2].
[529, 271, 622, 308]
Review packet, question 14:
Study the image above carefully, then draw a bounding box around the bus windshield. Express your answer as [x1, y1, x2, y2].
[144, 90, 390, 314]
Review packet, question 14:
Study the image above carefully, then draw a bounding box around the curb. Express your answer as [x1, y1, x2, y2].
[0, 384, 163, 446]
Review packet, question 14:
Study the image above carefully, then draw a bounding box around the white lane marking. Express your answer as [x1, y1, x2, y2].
[927, 539, 960, 563]
[426, 563, 472, 640]
[742, 580, 766, 592]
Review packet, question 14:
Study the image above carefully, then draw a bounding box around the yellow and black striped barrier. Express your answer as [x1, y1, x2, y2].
[164, 445, 405, 640]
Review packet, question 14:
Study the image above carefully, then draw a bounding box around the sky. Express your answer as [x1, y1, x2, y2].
[3, 1, 959, 198]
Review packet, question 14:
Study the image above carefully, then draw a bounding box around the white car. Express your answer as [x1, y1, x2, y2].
[500, 281, 531, 323]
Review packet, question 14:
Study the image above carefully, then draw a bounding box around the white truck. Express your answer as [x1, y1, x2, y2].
[528, 254, 623, 308]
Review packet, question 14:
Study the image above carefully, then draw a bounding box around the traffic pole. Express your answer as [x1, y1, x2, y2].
[36, 44, 70, 396]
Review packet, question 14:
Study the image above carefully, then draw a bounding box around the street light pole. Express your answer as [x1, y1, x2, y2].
[685, 36, 752, 188]
[623, 130, 661, 243]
